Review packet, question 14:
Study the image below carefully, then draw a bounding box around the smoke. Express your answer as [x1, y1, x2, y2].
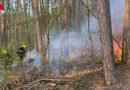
[110, 0, 125, 34]
[25, 0, 125, 73]
[49, 16, 101, 61]
[49, 0, 125, 62]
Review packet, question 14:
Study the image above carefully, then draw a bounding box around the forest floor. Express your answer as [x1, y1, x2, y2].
[70, 64, 130, 90]
[0, 59, 130, 90]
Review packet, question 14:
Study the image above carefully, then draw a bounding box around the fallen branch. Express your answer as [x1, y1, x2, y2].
[14, 78, 76, 89]
[38, 78, 76, 82]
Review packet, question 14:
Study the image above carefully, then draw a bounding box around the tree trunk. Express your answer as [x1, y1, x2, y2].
[122, 0, 130, 63]
[1, 13, 6, 46]
[75, 0, 81, 34]
[40, 0, 52, 74]
[46, 0, 49, 24]
[58, 0, 62, 30]
[15, 0, 20, 48]
[33, 0, 44, 72]
[23, 0, 31, 50]
[31, 0, 39, 51]
[64, 1, 69, 58]
[87, 8, 94, 58]
[23, 0, 26, 15]
[97, 0, 116, 86]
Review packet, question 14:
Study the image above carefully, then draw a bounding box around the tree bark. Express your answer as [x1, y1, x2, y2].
[23, 0, 31, 50]
[75, 0, 81, 34]
[122, 0, 130, 63]
[33, 0, 44, 72]
[58, 0, 62, 30]
[31, 0, 39, 51]
[97, 0, 116, 86]
[64, 1, 69, 58]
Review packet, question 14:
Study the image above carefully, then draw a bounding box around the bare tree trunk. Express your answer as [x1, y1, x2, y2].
[97, 0, 116, 86]
[40, 0, 52, 74]
[33, 0, 44, 72]
[87, 8, 94, 58]
[122, 0, 130, 63]
[23, 0, 25, 13]
[46, 0, 49, 24]
[40, 0, 46, 57]
[23, 0, 31, 50]
[75, 0, 81, 34]
[1, 14, 6, 46]
[7, 0, 11, 49]
[64, 1, 69, 59]
[15, 0, 20, 48]
[32, 0, 39, 52]
[58, 0, 62, 30]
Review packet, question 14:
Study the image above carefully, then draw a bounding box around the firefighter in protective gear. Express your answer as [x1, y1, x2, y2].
[0, 50, 13, 71]
[16, 45, 26, 60]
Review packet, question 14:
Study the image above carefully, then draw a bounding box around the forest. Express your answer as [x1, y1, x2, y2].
[0, 0, 130, 89]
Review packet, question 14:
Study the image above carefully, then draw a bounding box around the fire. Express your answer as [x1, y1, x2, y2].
[56, 67, 104, 78]
[117, 49, 122, 61]
[70, 51, 91, 57]
[113, 41, 122, 63]
[70, 42, 122, 63]
[70, 51, 101, 58]
[65, 67, 103, 78]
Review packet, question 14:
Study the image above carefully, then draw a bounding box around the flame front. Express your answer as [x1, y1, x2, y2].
[70, 51, 101, 58]
[114, 41, 122, 63]
[56, 67, 104, 78]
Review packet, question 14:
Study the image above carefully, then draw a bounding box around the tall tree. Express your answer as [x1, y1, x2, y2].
[15, 0, 21, 48]
[64, 0, 69, 58]
[97, 0, 116, 85]
[23, 0, 31, 50]
[58, 0, 62, 30]
[75, 0, 81, 33]
[122, 0, 130, 63]
[45, 0, 49, 25]
[40, 0, 52, 74]
[32, 0, 44, 72]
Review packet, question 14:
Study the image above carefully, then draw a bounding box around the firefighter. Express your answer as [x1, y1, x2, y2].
[16, 45, 26, 61]
[0, 50, 13, 71]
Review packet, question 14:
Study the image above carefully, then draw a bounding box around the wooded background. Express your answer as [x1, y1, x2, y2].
[0, 0, 130, 86]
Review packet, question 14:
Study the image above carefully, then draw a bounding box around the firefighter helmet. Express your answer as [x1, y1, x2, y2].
[22, 45, 26, 48]
[2, 50, 7, 55]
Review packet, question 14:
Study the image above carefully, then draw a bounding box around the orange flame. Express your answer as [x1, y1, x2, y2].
[113, 42, 122, 63]
[65, 67, 103, 78]
[56, 67, 104, 78]
[70, 51, 101, 58]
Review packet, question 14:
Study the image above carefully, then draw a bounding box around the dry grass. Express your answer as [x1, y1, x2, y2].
[0, 62, 130, 90]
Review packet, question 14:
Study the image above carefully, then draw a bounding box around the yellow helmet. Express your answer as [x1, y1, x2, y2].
[22, 45, 26, 48]
[2, 50, 7, 55]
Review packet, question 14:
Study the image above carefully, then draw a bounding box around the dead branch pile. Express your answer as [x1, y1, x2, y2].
[0, 67, 76, 90]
